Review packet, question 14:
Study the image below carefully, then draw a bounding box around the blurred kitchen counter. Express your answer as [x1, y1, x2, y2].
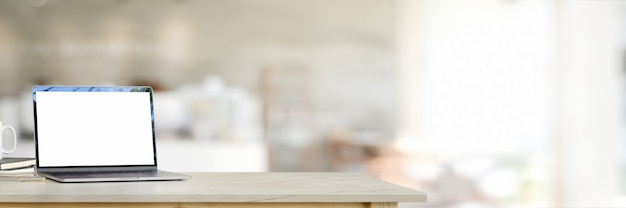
[7, 138, 268, 172]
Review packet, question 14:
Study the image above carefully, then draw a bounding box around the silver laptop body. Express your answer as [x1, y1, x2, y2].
[32, 86, 190, 182]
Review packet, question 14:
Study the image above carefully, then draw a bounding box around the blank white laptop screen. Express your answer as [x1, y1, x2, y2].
[35, 90, 155, 167]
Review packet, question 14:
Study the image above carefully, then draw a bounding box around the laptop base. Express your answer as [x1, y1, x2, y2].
[39, 170, 190, 183]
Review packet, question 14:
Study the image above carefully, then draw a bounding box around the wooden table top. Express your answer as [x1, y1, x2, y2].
[0, 172, 426, 203]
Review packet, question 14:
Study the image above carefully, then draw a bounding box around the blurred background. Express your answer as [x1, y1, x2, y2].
[0, 0, 624, 207]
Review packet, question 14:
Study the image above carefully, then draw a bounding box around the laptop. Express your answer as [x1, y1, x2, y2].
[32, 86, 191, 182]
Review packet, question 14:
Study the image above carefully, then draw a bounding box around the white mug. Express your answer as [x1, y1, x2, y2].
[0, 121, 17, 159]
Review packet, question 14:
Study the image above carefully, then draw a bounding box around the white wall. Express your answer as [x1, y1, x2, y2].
[397, 0, 624, 206]
[555, 1, 622, 206]
[397, 0, 556, 155]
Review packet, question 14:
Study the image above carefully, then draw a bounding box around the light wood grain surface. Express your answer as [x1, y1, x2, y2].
[0, 202, 384, 208]
[0, 172, 425, 203]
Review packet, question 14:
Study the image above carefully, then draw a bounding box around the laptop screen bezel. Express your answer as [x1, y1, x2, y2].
[32, 86, 158, 172]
